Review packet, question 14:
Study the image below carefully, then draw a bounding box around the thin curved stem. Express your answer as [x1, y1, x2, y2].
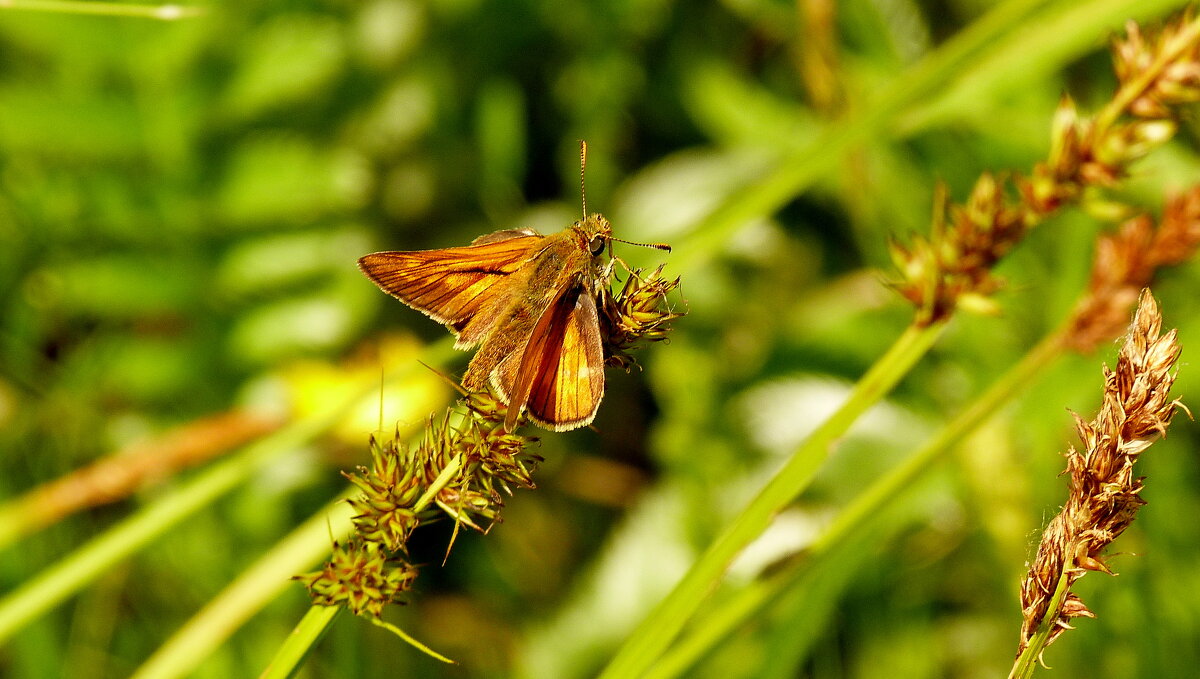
[130, 495, 357, 679]
[599, 320, 946, 678]
[257, 606, 342, 679]
[1008, 565, 1074, 679]
[0, 0, 204, 19]
[674, 0, 1058, 271]
[647, 327, 1068, 678]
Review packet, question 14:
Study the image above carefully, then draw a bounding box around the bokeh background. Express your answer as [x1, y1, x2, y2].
[2, 0, 1199, 677]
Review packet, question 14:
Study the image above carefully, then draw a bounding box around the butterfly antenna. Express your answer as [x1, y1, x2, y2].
[611, 236, 672, 252]
[576, 140, 668, 252]
[579, 139, 588, 219]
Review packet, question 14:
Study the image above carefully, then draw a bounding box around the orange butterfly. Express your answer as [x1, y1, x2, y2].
[359, 207, 670, 432]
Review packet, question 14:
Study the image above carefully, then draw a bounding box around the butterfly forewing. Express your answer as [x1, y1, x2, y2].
[357, 233, 543, 347]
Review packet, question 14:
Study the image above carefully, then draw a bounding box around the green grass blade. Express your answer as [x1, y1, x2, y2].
[0, 0, 204, 19]
[256, 605, 342, 679]
[0, 338, 456, 643]
[674, 0, 1058, 271]
[130, 495, 357, 679]
[649, 329, 1066, 677]
[598, 321, 946, 678]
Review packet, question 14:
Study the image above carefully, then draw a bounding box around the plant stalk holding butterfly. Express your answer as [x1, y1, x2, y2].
[277, 145, 683, 673]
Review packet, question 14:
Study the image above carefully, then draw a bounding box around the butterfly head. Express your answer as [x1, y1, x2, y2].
[572, 213, 614, 259]
[571, 214, 672, 262]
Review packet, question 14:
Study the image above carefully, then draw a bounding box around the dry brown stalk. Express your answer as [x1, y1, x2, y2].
[1015, 290, 1185, 662]
[796, 0, 841, 114]
[892, 12, 1200, 325]
[1066, 187, 1200, 352]
[0, 410, 280, 543]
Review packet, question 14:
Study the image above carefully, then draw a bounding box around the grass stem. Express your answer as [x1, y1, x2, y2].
[0, 0, 204, 19]
[256, 605, 342, 679]
[1008, 565, 1074, 679]
[646, 326, 1068, 678]
[598, 320, 946, 678]
[130, 496, 356, 679]
[0, 339, 456, 643]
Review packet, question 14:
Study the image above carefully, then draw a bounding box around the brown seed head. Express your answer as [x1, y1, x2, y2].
[1066, 186, 1200, 352]
[1113, 13, 1200, 121]
[1017, 290, 1184, 657]
[894, 14, 1200, 325]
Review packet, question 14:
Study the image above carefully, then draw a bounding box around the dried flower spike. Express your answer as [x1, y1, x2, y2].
[1066, 186, 1200, 352]
[893, 13, 1200, 325]
[343, 394, 543, 558]
[1015, 290, 1185, 666]
[1113, 14, 1200, 121]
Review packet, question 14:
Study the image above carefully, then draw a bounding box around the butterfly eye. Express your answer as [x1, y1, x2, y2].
[589, 235, 606, 255]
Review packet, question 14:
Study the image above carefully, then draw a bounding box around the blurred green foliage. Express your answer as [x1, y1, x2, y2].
[2, 1, 1200, 678]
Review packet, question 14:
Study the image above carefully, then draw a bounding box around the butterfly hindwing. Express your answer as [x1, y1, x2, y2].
[497, 281, 604, 431]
